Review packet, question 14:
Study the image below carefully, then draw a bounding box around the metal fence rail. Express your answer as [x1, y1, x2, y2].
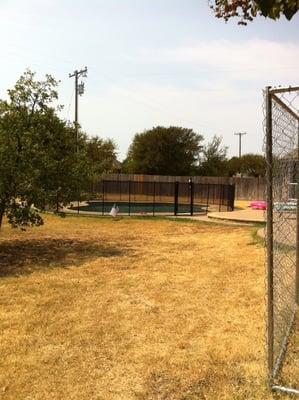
[76, 179, 235, 216]
[265, 85, 299, 395]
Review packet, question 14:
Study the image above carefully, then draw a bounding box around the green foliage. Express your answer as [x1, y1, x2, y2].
[85, 136, 118, 195]
[256, 0, 299, 19]
[123, 126, 203, 176]
[198, 135, 228, 176]
[227, 154, 266, 176]
[86, 136, 117, 177]
[0, 70, 88, 229]
[210, 0, 299, 24]
[6, 202, 44, 230]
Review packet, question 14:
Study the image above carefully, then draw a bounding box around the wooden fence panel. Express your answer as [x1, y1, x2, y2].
[103, 174, 265, 200]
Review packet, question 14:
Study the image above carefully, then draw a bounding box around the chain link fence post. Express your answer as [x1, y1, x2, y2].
[264, 85, 299, 395]
[265, 86, 274, 385]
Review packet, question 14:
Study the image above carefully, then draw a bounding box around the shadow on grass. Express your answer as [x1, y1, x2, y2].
[0, 238, 124, 278]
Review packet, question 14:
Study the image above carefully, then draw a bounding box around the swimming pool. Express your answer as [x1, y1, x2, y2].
[69, 201, 207, 215]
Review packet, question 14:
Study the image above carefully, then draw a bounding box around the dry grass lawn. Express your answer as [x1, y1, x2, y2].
[0, 214, 279, 399]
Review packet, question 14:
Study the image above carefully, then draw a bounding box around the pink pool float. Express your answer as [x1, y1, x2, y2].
[250, 200, 266, 210]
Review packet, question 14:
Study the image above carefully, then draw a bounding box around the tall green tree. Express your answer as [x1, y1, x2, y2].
[227, 154, 266, 177]
[85, 136, 118, 193]
[86, 137, 117, 176]
[123, 126, 203, 176]
[199, 135, 228, 176]
[210, 0, 298, 24]
[0, 70, 88, 229]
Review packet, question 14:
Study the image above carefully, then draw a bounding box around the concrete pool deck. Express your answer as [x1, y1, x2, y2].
[63, 204, 265, 226]
[208, 209, 265, 224]
[170, 209, 265, 226]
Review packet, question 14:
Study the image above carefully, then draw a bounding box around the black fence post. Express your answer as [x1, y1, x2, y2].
[77, 191, 80, 215]
[102, 180, 105, 216]
[226, 186, 230, 211]
[206, 184, 210, 214]
[128, 180, 131, 216]
[153, 181, 156, 217]
[219, 185, 223, 212]
[189, 179, 194, 216]
[174, 181, 179, 216]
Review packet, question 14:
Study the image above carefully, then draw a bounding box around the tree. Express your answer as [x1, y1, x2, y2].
[210, 0, 299, 24]
[35, 122, 89, 213]
[198, 135, 228, 176]
[86, 136, 118, 192]
[227, 153, 266, 176]
[86, 136, 117, 176]
[123, 126, 203, 176]
[0, 70, 88, 229]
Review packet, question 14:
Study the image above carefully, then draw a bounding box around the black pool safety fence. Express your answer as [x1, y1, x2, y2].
[70, 179, 235, 217]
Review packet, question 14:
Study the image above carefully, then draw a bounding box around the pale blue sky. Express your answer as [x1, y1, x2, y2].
[0, 0, 298, 160]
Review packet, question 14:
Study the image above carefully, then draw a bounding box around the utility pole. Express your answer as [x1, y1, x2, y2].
[234, 132, 247, 158]
[69, 67, 87, 215]
[69, 67, 88, 150]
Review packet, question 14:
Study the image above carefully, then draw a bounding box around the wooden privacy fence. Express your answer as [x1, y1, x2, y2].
[103, 174, 265, 201]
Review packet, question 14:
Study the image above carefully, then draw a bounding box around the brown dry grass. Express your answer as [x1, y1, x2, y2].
[280, 313, 299, 389]
[0, 214, 278, 399]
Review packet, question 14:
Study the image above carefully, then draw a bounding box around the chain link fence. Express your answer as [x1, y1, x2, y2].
[265, 85, 299, 395]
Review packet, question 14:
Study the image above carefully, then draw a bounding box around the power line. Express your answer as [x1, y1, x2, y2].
[93, 71, 221, 133]
[66, 85, 75, 121]
[117, 65, 299, 79]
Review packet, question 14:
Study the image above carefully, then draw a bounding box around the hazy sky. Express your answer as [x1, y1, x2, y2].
[0, 0, 298, 160]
